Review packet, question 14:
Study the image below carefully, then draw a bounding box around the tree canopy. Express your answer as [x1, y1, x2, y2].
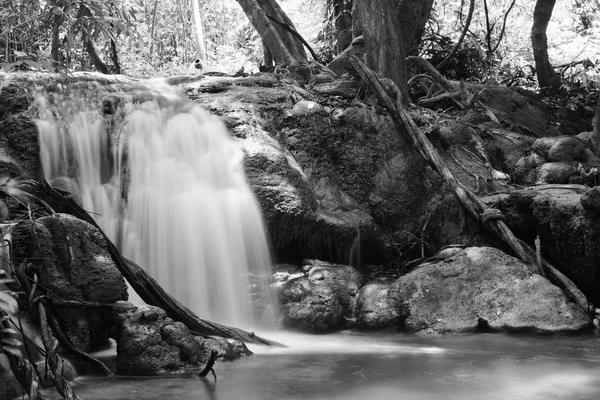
[0, 0, 599, 94]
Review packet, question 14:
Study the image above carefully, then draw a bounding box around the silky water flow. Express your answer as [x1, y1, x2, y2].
[34, 83, 274, 329]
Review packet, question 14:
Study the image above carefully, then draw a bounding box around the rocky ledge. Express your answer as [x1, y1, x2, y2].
[277, 247, 591, 334]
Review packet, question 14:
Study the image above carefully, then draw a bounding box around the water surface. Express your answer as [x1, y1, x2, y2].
[47, 331, 600, 400]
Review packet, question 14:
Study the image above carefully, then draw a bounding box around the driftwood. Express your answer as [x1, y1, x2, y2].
[18, 180, 280, 346]
[349, 55, 592, 316]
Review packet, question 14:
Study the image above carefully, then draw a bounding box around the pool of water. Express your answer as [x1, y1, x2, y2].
[46, 331, 600, 400]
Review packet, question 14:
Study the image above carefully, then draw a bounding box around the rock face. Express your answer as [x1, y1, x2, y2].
[113, 302, 252, 375]
[11, 213, 128, 352]
[483, 187, 600, 305]
[186, 76, 422, 265]
[278, 260, 363, 333]
[354, 247, 590, 334]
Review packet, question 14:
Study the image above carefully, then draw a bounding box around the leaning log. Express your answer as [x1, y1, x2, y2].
[18, 180, 280, 346]
[349, 55, 592, 316]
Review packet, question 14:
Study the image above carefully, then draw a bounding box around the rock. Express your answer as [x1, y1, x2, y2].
[11, 214, 128, 352]
[279, 276, 345, 333]
[484, 188, 600, 305]
[390, 247, 590, 334]
[278, 261, 364, 333]
[536, 162, 578, 184]
[533, 136, 587, 163]
[581, 186, 600, 214]
[354, 281, 407, 330]
[304, 260, 364, 315]
[203, 338, 252, 361]
[113, 301, 210, 375]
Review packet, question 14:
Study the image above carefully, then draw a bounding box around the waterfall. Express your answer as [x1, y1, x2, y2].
[34, 82, 273, 329]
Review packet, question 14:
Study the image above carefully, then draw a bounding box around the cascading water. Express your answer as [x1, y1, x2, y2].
[34, 82, 274, 329]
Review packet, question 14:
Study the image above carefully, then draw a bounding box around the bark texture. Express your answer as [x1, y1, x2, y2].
[397, 0, 435, 55]
[354, 0, 409, 103]
[532, 0, 560, 93]
[235, 0, 307, 65]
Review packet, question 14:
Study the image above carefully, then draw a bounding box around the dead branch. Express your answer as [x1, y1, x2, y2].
[349, 55, 592, 316]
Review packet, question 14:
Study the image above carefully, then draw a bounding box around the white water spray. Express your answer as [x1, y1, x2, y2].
[35, 82, 273, 328]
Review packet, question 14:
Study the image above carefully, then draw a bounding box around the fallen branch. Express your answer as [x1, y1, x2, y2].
[349, 55, 592, 316]
[18, 180, 281, 346]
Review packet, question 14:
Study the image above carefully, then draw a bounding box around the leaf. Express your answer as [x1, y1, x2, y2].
[2, 345, 24, 358]
[0, 328, 19, 336]
[0, 291, 18, 314]
[13, 50, 28, 58]
[1, 337, 23, 347]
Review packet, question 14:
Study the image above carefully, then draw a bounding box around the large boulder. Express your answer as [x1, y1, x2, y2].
[483, 187, 600, 305]
[11, 213, 128, 352]
[396, 247, 590, 333]
[354, 247, 590, 334]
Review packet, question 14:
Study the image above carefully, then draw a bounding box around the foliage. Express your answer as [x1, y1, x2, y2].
[423, 0, 600, 87]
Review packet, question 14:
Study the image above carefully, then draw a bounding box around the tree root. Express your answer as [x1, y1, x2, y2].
[349, 55, 593, 317]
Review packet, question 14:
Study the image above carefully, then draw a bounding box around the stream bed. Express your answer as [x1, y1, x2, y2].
[47, 331, 600, 400]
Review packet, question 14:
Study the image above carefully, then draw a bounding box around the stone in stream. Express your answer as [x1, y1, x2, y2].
[278, 260, 363, 333]
[353, 247, 590, 334]
[113, 301, 251, 375]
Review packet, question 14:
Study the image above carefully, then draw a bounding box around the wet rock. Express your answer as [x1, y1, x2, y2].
[203, 338, 253, 361]
[304, 260, 364, 315]
[113, 302, 210, 375]
[391, 247, 590, 334]
[278, 261, 364, 333]
[354, 281, 407, 330]
[484, 188, 600, 305]
[11, 214, 128, 352]
[279, 276, 345, 333]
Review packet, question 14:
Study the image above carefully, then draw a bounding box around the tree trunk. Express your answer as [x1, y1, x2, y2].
[235, 0, 307, 65]
[352, 0, 433, 55]
[149, 0, 160, 58]
[84, 38, 110, 74]
[397, 0, 435, 55]
[328, 0, 353, 53]
[354, 0, 409, 104]
[532, 0, 560, 94]
[592, 97, 600, 153]
[191, 0, 207, 64]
